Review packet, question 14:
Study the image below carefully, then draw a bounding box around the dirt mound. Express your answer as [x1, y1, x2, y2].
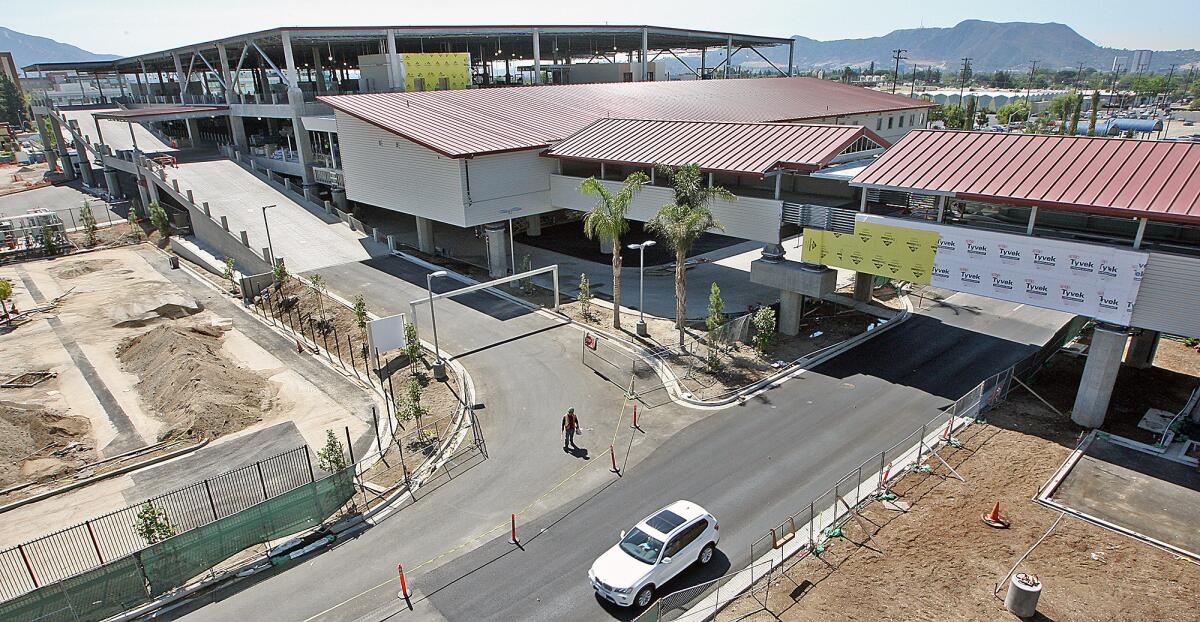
[111, 285, 203, 327]
[118, 324, 275, 441]
[50, 258, 115, 280]
[0, 402, 95, 487]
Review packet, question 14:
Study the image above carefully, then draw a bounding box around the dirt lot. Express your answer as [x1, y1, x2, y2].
[0, 162, 51, 196]
[0, 401, 93, 488]
[718, 391, 1200, 622]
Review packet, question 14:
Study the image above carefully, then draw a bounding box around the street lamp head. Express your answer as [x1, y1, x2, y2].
[429, 270, 448, 279]
[643, 240, 656, 247]
[262, 204, 276, 210]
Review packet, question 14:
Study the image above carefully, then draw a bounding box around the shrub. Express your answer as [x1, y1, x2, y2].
[577, 272, 593, 319]
[317, 429, 348, 472]
[751, 306, 777, 353]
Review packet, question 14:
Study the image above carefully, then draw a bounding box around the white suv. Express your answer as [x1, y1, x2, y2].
[588, 500, 719, 608]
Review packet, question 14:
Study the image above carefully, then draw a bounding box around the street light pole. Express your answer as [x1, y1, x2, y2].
[426, 270, 448, 381]
[260, 204, 276, 266]
[627, 240, 655, 337]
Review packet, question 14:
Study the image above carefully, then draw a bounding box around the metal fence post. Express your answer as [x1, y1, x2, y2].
[204, 479, 219, 521]
[917, 423, 926, 465]
[879, 451, 887, 489]
[304, 449, 316, 483]
[256, 462, 269, 500]
[85, 520, 104, 564]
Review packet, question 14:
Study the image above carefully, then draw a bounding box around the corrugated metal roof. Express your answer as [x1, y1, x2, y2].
[318, 77, 930, 158]
[852, 129, 1200, 224]
[544, 118, 889, 176]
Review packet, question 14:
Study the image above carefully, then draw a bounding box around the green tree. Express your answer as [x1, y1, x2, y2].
[976, 107, 990, 128]
[0, 277, 12, 323]
[222, 257, 237, 294]
[751, 306, 777, 353]
[127, 204, 142, 242]
[133, 501, 176, 545]
[647, 164, 730, 345]
[0, 74, 22, 127]
[309, 273, 327, 322]
[579, 171, 648, 331]
[1068, 92, 1083, 136]
[403, 321, 421, 374]
[996, 101, 1030, 125]
[963, 97, 977, 130]
[317, 429, 348, 472]
[397, 377, 427, 428]
[79, 201, 97, 247]
[705, 282, 725, 333]
[577, 272, 593, 320]
[1088, 90, 1101, 135]
[41, 225, 58, 256]
[353, 294, 369, 340]
[147, 201, 170, 238]
[272, 261, 290, 288]
[940, 104, 966, 129]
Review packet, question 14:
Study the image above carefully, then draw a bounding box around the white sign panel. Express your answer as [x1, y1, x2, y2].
[859, 215, 1147, 325]
[366, 312, 408, 355]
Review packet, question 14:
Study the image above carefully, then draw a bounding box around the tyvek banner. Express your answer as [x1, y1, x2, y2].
[859, 215, 1147, 325]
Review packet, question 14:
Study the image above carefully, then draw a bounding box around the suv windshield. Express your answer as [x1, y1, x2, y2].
[619, 528, 664, 564]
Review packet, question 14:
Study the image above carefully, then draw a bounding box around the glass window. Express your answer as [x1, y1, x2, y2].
[619, 528, 664, 564]
[646, 510, 686, 534]
[663, 520, 709, 559]
[888, 116, 894, 129]
[899, 115, 905, 128]
[876, 117, 882, 131]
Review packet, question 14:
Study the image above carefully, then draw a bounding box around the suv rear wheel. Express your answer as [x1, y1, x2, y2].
[699, 543, 715, 565]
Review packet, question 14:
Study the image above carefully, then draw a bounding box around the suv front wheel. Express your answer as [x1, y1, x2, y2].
[635, 585, 655, 608]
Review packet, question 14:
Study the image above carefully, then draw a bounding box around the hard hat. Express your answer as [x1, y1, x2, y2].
[568, 407, 575, 413]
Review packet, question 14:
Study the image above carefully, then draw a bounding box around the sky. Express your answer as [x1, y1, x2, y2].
[5, 0, 1198, 57]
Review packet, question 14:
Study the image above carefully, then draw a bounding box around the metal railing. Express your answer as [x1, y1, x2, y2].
[0, 447, 315, 601]
[781, 203, 858, 233]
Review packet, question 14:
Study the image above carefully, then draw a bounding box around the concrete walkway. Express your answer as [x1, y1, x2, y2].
[164, 160, 387, 273]
[58, 108, 176, 154]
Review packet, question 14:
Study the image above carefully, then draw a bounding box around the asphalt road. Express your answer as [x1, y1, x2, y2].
[414, 295, 1068, 621]
[0, 181, 126, 229]
[161, 246, 1067, 622]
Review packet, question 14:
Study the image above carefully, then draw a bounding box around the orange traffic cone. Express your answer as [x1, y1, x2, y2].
[982, 502, 1010, 528]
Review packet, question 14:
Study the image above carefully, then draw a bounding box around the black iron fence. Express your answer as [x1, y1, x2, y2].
[0, 446, 315, 601]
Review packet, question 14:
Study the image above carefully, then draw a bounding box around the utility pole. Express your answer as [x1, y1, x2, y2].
[1160, 63, 1179, 139]
[1024, 60, 1040, 110]
[890, 49, 907, 93]
[910, 64, 919, 98]
[1075, 62, 1085, 89]
[957, 57, 972, 110]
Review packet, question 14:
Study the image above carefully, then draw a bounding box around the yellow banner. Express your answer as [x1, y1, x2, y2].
[801, 222, 939, 284]
[402, 52, 472, 92]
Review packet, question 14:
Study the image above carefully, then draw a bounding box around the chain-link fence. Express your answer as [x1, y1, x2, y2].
[582, 331, 663, 397]
[0, 446, 315, 601]
[0, 465, 355, 622]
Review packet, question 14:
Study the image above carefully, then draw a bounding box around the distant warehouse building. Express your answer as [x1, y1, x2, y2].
[321, 76, 933, 272]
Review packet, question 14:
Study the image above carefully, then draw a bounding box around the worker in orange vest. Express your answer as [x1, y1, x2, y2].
[562, 407, 581, 451]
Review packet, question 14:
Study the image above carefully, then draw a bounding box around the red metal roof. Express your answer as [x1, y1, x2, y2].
[852, 129, 1200, 225]
[544, 118, 889, 176]
[318, 77, 929, 158]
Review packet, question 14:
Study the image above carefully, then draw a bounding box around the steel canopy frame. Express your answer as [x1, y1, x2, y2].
[407, 265, 561, 332]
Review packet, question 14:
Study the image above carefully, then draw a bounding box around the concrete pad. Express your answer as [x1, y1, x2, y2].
[1051, 436, 1200, 556]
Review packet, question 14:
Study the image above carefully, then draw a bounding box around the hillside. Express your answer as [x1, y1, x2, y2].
[680, 20, 1200, 74]
[0, 26, 118, 69]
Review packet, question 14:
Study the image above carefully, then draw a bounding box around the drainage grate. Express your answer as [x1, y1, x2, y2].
[1, 371, 57, 388]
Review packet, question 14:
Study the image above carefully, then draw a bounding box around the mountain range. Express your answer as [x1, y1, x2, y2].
[0, 26, 118, 70]
[759, 20, 1200, 73]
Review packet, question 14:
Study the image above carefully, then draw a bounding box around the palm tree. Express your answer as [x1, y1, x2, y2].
[647, 164, 731, 345]
[580, 171, 649, 330]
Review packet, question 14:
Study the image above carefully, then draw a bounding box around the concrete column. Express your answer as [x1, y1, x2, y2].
[532, 29, 542, 85]
[484, 223, 507, 278]
[312, 47, 326, 93]
[103, 168, 121, 198]
[640, 28, 649, 81]
[34, 114, 60, 172]
[1071, 324, 1129, 428]
[142, 167, 160, 204]
[386, 29, 404, 92]
[284, 33, 315, 186]
[525, 214, 542, 237]
[74, 139, 95, 186]
[415, 216, 436, 254]
[724, 36, 732, 79]
[135, 177, 150, 213]
[49, 115, 75, 180]
[1124, 330, 1160, 369]
[853, 272, 873, 302]
[778, 290, 803, 336]
[332, 188, 348, 212]
[185, 118, 201, 146]
[173, 53, 187, 101]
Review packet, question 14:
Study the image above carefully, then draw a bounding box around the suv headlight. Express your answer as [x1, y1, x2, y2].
[612, 586, 632, 594]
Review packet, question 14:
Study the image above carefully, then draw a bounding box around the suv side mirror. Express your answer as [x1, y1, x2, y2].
[619, 530, 626, 539]
[661, 556, 672, 564]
